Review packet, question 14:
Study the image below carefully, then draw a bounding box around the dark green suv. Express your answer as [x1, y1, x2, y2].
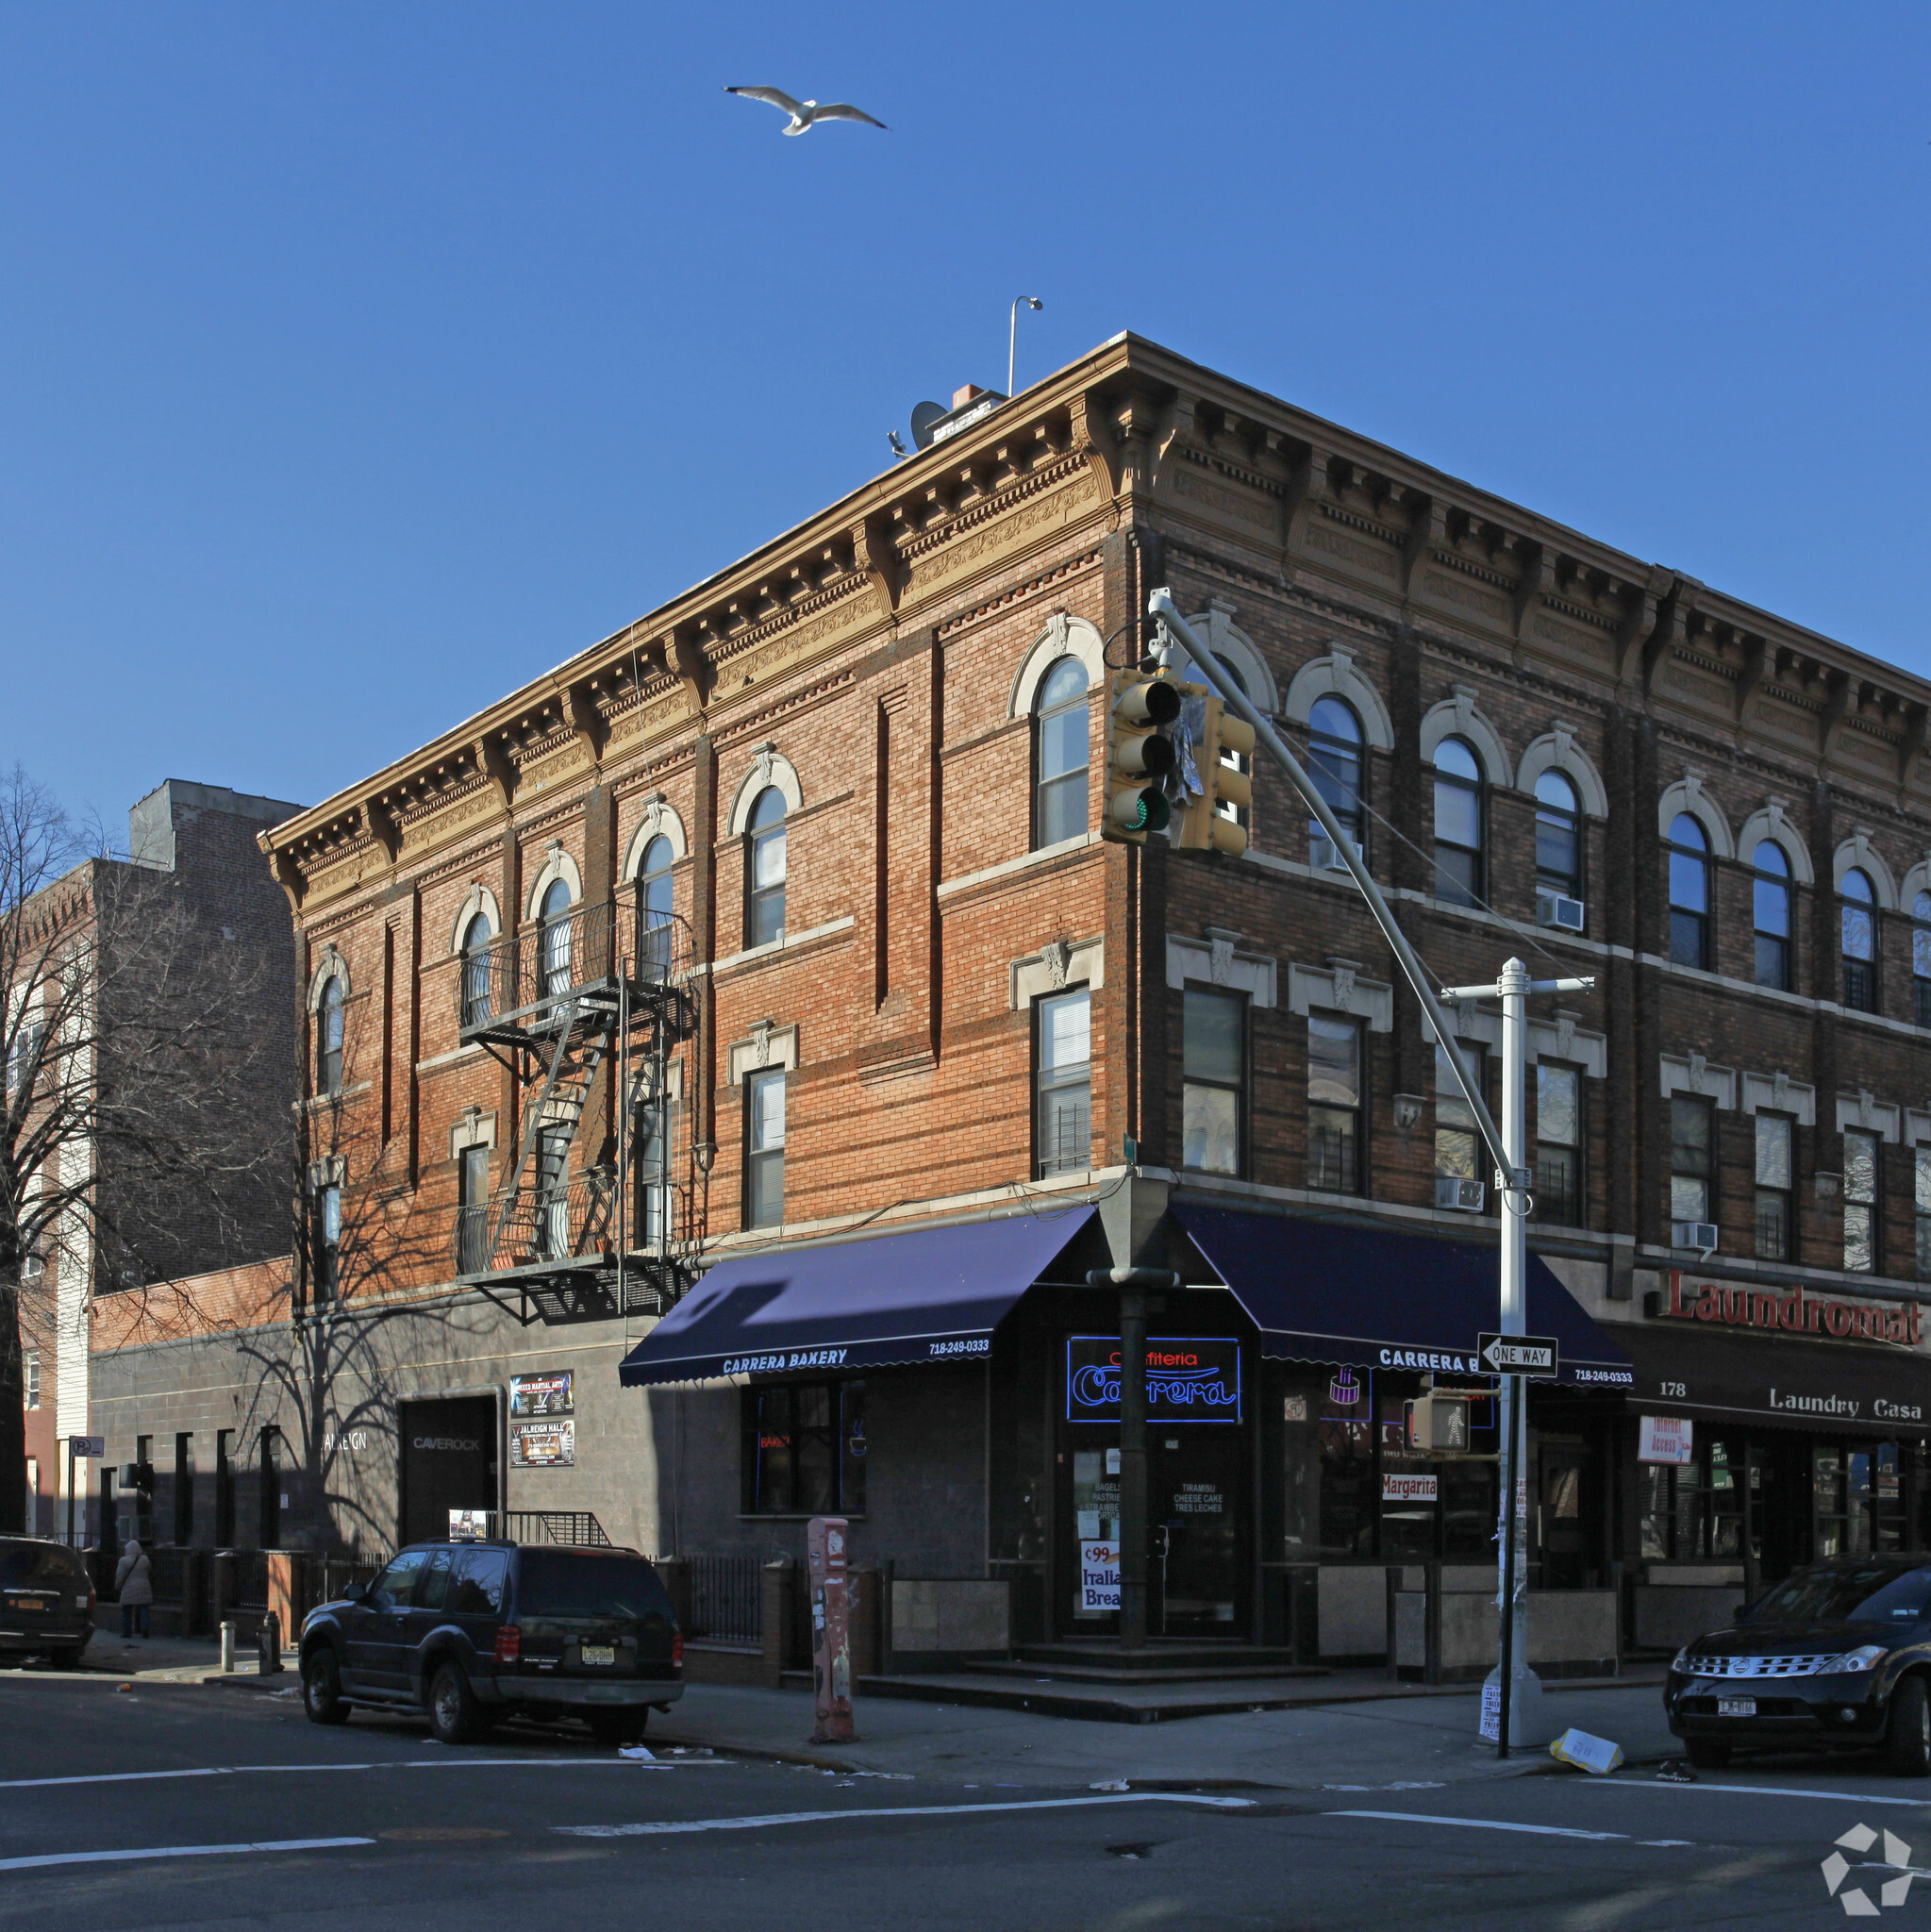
[298, 1541, 684, 1745]
[0, 1538, 96, 1667]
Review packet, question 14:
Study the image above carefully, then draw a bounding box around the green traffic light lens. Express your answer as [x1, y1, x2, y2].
[1141, 791, 1171, 831]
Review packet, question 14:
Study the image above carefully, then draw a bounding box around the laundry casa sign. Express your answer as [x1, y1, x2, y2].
[1651, 1273, 1923, 1347]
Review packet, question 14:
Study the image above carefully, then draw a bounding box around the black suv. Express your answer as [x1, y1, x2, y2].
[298, 1540, 683, 1745]
[1666, 1556, 1931, 1774]
[0, 1538, 95, 1668]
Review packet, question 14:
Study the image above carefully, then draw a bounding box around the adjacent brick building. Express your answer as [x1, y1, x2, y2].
[86, 337, 1931, 1663]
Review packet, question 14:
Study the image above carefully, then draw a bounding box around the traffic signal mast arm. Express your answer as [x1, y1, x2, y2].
[1147, 589, 1512, 1186]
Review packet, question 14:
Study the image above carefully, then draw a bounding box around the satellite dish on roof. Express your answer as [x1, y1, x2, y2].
[909, 400, 945, 451]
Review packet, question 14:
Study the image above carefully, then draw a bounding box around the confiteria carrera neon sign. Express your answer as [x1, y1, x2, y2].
[1656, 1272, 1923, 1346]
[1065, 1337, 1241, 1421]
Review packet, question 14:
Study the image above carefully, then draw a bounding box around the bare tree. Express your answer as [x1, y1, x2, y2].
[1, 765, 285, 1534]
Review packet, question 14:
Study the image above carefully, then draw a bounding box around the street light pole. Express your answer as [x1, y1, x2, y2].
[1147, 590, 1592, 1757]
[1008, 296, 1043, 400]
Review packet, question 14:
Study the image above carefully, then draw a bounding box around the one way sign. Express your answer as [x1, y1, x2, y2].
[1476, 1332, 1560, 1377]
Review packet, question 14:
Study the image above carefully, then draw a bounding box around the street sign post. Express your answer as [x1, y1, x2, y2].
[1475, 1334, 1560, 1378]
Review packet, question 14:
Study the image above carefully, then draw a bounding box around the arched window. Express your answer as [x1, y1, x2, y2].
[1841, 868, 1876, 1012]
[638, 835, 674, 975]
[1913, 891, 1931, 1028]
[540, 879, 574, 998]
[1307, 696, 1363, 872]
[460, 914, 492, 1026]
[1751, 841, 1791, 991]
[746, 787, 787, 948]
[1033, 657, 1090, 849]
[316, 976, 344, 1096]
[1432, 738, 1484, 908]
[1534, 770, 1581, 903]
[1666, 813, 1710, 971]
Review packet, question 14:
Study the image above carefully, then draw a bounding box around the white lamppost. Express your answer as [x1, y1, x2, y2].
[1008, 296, 1043, 399]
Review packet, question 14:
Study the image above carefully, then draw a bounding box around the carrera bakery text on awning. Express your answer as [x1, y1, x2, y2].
[1177, 1206, 1633, 1388]
[616, 1208, 1094, 1388]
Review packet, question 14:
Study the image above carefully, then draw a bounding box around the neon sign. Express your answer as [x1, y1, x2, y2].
[1065, 1337, 1241, 1424]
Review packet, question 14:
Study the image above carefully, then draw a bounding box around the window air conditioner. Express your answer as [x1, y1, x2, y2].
[1673, 1221, 1720, 1256]
[1436, 1177, 1487, 1212]
[1538, 891, 1586, 932]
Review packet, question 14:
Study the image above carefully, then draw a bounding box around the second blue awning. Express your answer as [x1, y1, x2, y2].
[1177, 1207, 1633, 1388]
[617, 1208, 1094, 1387]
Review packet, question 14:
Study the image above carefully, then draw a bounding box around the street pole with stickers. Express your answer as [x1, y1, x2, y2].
[1146, 592, 1590, 1756]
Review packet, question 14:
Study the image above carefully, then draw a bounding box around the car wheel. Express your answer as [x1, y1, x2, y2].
[302, 1648, 351, 1725]
[587, 1708, 649, 1746]
[1887, 1674, 1931, 1776]
[1684, 1740, 1731, 1770]
[427, 1661, 486, 1745]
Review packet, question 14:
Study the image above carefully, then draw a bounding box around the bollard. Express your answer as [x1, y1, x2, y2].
[258, 1610, 282, 1674]
[220, 1621, 236, 1674]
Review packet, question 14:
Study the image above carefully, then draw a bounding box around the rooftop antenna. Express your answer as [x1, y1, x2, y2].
[1008, 295, 1043, 400]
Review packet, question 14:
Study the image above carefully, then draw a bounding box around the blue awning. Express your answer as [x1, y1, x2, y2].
[617, 1208, 1094, 1387]
[1177, 1207, 1633, 1388]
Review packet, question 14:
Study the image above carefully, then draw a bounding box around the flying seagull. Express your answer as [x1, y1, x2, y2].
[724, 86, 889, 135]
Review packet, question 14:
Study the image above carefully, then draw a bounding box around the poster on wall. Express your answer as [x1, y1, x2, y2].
[509, 1371, 574, 1417]
[1079, 1541, 1121, 1612]
[510, 1419, 575, 1468]
[1639, 1416, 1693, 1465]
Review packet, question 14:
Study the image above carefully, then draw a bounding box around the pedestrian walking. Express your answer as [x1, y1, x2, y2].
[114, 1540, 153, 1641]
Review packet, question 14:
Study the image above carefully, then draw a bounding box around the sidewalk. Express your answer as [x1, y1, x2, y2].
[650, 1676, 1680, 1790]
[22, 1636, 1680, 1790]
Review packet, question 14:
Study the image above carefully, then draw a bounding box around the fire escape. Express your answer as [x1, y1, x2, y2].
[453, 889, 699, 1325]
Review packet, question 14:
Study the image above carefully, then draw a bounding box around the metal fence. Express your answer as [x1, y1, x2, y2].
[503, 1510, 612, 1548]
[688, 1554, 763, 1644]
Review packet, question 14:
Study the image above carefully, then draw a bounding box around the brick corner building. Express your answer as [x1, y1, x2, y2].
[89, 339, 1931, 1672]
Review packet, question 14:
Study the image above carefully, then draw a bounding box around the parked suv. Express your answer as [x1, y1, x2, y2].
[0, 1537, 96, 1668]
[298, 1540, 683, 1744]
[1665, 1557, 1931, 1774]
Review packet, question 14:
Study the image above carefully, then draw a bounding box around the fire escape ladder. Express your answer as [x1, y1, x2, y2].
[483, 1013, 610, 1269]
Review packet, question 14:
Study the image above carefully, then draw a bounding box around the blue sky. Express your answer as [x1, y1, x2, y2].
[3, 3, 1926, 826]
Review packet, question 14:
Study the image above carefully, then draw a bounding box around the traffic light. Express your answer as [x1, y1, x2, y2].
[1103, 671, 1181, 841]
[1174, 695, 1257, 856]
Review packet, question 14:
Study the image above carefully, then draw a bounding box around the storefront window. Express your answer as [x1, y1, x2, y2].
[742, 1381, 865, 1515]
[1844, 1128, 1879, 1274]
[1532, 1063, 1582, 1225]
[1756, 1114, 1794, 1262]
[1708, 1439, 1743, 1557]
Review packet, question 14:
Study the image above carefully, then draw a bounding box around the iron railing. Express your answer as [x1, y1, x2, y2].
[688, 1554, 763, 1644]
[458, 898, 694, 1032]
[453, 1172, 624, 1278]
[503, 1510, 612, 1548]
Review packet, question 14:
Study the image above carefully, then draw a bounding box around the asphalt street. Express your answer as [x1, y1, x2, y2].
[5, 1670, 1931, 1929]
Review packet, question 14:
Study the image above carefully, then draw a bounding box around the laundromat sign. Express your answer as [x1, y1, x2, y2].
[1065, 1337, 1242, 1424]
[1651, 1272, 1924, 1347]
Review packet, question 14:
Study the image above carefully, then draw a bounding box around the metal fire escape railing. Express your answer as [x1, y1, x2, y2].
[453, 891, 701, 1326]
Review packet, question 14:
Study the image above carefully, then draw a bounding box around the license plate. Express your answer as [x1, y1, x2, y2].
[580, 1644, 615, 1667]
[14, 1599, 49, 1614]
[1718, 1696, 1756, 1718]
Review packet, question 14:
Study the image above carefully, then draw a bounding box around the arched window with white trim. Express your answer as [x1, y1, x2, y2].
[460, 913, 493, 1025]
[638, 834, 674, 975]
[1841, 868, 1877, 1013]
[1751, 841, 1791, 991]
[540, 878, 574, 998]
[746, 788, 787, 947]
[1432, 739, 1484, 908]
[1033, 657, 1090, 849]
[1533, 769, 1581, 902]
[315, 976, 344, 1096]
[1667, 813, 1710, 971]
[1913, 891, 1931, 1028]
[1307, 696, 1363, 872]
